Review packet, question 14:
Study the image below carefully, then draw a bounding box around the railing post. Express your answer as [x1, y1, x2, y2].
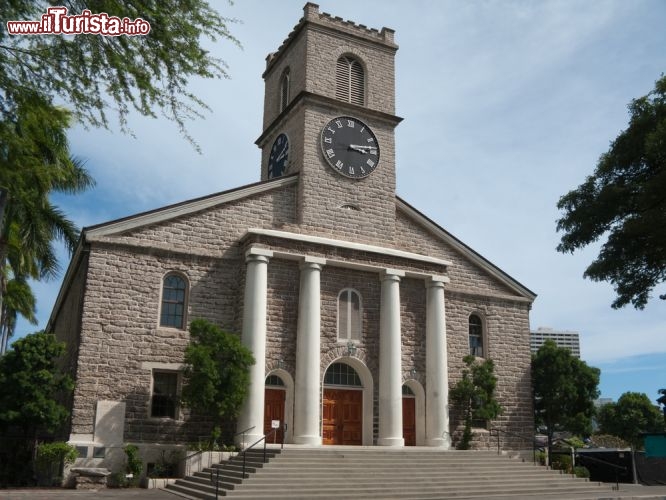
[496, 430, 500, 455]
[263, 437, 267, 464]
[215, 467, 219, 500]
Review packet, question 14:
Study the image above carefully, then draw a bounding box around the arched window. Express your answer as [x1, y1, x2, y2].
[469, 314, 484, 357]
[160, 273, 187, 328]
[338, 289, 361, 341]
[279, 68, 290, 112]
[336, 56, 364, 105]
[324, 362, 362, 387]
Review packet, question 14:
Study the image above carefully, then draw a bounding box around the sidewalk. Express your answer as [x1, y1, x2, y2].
[0, 488, 178, 499]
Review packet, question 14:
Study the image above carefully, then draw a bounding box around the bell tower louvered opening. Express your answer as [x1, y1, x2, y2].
[336, 56, 364, 106]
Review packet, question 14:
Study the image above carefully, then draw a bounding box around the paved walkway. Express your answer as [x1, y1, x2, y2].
[0, 488, 178, 499]
[2, 484, 666, 499]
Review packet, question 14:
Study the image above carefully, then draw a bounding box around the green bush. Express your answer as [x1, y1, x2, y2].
[35, 442, 78, 487]
[551, 453, 573, 473]
[123, 445, 143, 487]
[574, 466, 590, 478]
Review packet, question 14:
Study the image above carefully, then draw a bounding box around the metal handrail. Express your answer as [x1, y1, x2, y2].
[239, 427, 285, 478]
[574, 452, 628, 491]
[182, 426, 255, 476]
[489, 427, 537, 463]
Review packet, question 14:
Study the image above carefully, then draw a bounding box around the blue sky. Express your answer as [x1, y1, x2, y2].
[13, 1, 666, 403]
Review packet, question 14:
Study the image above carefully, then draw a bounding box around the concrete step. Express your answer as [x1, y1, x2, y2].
[166, 447, 619, 500]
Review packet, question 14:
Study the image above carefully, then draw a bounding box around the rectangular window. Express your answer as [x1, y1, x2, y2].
[151, 371, 178, 419]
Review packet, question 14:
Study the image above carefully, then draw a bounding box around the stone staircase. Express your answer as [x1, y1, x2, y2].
[165, 446, 636, 499]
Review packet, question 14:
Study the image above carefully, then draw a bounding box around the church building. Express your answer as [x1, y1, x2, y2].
[49, 3, 535, 460]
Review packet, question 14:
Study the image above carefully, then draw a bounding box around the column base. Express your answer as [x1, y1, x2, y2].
[292, 435, 322, 446]
[377, 437, 405, 447]
[427, 437, 451, 449]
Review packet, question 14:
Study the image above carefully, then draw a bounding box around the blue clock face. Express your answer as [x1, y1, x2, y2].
[268, 133, 289, 178]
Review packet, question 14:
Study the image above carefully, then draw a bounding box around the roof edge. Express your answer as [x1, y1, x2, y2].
[396, 197, 537, 301]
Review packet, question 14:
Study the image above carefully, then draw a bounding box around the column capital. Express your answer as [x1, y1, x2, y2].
[300, 255, 326, 270]
[425, 275, 450, 288]
[245, 246, 273, 263]
[380, 268, 405, 282]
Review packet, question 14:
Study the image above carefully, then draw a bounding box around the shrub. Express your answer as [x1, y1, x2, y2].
[123, 445, 143, 487]
[35, 442, 78, 487]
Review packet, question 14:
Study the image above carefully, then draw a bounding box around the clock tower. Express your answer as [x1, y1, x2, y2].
[256, 2, 402, 244]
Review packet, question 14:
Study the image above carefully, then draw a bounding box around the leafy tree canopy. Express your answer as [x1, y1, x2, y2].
[1, 0, 239, 145]
[532, 340, 600, 446]
[597, 392, 664, 449]
[181, 319, 254, 441]
[0, 331, 74, 436]
[556, 75, 666, 309]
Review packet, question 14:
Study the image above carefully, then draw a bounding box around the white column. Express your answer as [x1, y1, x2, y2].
[378, 269, 405, 447]
[293, 256, 325, 445]
[425, 275, 451, 448]
[236, 247, 272, 448]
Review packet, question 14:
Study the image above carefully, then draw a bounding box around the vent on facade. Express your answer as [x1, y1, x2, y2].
[336, 56, 364, 106]
[339, 203, 360, 211]
[279, 68, 290, 112]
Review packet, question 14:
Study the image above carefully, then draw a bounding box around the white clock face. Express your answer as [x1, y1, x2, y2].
[320, 116, 380, 178]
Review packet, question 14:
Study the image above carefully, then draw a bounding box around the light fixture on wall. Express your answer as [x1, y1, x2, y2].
[277, 359, 284, 369]
[347, 341, 357, 357]
[410, 367, 417, 378]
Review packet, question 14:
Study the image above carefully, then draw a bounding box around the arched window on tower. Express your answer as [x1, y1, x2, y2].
[160, 273, 188, 329]
[279, 67, 290, 112]
[336, 56, 364, 106]
[469, 314, 484, 357]
[338, 289, 362, 341]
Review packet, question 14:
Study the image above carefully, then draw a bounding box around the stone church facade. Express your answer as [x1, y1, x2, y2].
[49, 3, 535, 459]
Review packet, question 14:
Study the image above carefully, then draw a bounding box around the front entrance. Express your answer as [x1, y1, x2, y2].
[264, 375, 286, 443]
[403, 391, 416, 446]
[322, 388, 362, 445]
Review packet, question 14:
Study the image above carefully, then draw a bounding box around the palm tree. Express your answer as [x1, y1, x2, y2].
[0, 275, 37, 354]
[0, 92, 95, 350]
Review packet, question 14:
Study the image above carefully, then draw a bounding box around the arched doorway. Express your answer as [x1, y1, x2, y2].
[322, 362, 363, 445]
[264, 374, 286, 444]
[402, 385, 416, 446]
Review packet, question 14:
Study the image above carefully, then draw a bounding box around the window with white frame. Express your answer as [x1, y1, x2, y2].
[151, 371, 179, 419]
[160, 273, 187, 328]
[338, 289, 362, 341]
[469, 314, 484, 357]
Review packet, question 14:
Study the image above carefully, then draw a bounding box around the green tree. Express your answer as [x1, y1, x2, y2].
[0, 331, 74, 436]
[450, 355, 503, 450]
[532, 340, 600, 451]
[1, 1, 239, 145]
[181, 319, 254, 443]
[657, 388, 666, 424]
[0, 95, 94, 351]
[598, 392, 664, 449]
[556, 75, 666, 309]
[0, 276, 37, 354]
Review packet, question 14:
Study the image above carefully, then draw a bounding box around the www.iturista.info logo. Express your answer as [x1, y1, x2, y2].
[6, 6, 151, 36]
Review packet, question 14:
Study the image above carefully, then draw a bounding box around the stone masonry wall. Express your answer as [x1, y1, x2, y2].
[51, 251, 90, 438]
[71, 243, 245, 442]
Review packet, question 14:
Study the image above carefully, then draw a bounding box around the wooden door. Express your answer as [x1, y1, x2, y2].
[323, 389, 362, 445]
[263, 388, 285, 443]
[403, 396, 416, 446]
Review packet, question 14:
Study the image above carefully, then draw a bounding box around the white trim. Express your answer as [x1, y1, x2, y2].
[87, 176, 298, 238]
[246, 228, 452, 267]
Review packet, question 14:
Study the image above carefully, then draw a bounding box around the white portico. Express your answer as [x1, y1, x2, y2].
[236, 229, 452, 448]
